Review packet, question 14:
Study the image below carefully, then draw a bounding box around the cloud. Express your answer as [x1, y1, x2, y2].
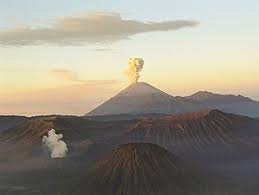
[48, 69, 119, 85]
[49, 69, 79, 81]
[0, 12, 199, 46]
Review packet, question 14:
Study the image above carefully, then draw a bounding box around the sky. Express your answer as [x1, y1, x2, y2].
[0, 0, 258, 116]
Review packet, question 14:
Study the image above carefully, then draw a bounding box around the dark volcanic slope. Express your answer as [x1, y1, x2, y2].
[68, 143, 236, 195]
[0, 116, 28, 133]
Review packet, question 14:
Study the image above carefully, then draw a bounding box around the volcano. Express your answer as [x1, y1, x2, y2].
[86, 82, 259, 118]
[67, 143, 235, 195]
[86, 82, 203, 117]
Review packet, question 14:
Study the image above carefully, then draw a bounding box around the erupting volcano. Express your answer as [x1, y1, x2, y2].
[86, 58, 202, 116]
[86, 81, 203, 116]
[86, 58, 259, 118]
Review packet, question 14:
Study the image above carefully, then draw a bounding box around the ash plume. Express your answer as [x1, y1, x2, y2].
[126, 58, 144, 84]
[42, 129, 68, 158]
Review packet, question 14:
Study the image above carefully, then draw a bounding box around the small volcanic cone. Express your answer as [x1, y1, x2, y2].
[67, 143, 235, 195]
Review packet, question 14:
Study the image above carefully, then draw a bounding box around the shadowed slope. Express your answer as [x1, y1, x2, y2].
[0, 116, 28, 133]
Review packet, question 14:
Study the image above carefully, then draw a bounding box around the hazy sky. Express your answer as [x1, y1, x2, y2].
[0, 0, 258, 116]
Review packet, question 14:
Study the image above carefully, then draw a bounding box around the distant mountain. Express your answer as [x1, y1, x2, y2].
[66, 143, 236, 195]
[86, 83, 259, 118]
[186, 91, 253, 102]
[86, 82, 203, 116]
[186, 91, 259, 117]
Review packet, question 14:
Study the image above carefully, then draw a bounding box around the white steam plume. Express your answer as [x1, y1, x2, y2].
[42, 129, 68, 158]
[126, 58, 144, 84]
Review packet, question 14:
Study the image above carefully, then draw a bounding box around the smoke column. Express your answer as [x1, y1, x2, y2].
[42, 129, 68, 158]
[126, 58, 144, 84]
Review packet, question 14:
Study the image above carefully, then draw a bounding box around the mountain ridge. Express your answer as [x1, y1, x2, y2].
[86, 82, 259, 117]
[2, 109, 259, 159]
[86, 82, 203, 116]
[186, 91, 254, 102]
